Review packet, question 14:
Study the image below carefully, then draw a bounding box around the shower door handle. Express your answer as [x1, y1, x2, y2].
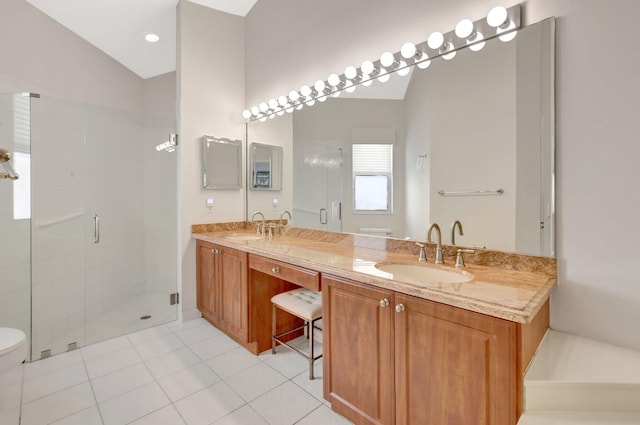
[93, 214, 100, 244]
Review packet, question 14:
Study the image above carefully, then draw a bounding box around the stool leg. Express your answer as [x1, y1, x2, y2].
[272, 304, 277, 355]
[309, 319, 315, 380]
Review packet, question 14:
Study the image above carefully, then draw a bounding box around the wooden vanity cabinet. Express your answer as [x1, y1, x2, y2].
[196, 240, 248, 344]
[323, 274, 521, 425]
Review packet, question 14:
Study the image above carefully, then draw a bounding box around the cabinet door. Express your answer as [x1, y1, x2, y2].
[196, 241, 219, 323]
[219, 247, 248, 342]
[323, 275, 395, 425]
[394, 293, 517, 425]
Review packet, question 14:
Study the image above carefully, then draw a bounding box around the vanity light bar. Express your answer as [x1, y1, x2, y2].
[242, 5, 521, 122]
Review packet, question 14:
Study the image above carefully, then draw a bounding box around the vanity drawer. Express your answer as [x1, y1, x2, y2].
[249, 254, 320, 291]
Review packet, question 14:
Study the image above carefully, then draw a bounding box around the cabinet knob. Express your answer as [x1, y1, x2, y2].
[379, 299, 389, 307]
[271, 266, 280, 273]
[212, 249, 221, 254]
[395, 304, 405, 313]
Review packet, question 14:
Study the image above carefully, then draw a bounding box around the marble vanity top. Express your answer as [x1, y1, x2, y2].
[193, 229, 556, 324]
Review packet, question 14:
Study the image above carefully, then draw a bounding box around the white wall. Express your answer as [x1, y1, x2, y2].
[245, 0, 640, 351]
[177, 1, 245, 320]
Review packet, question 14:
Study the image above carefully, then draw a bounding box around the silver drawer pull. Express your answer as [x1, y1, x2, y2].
[271, 266, 280, 273]
[395, 304, 405, 313]
[380, 299, 389, 307]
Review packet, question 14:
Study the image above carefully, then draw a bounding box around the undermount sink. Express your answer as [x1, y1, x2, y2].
[375, 263, 473, 285]
[224, 234, 264, 241]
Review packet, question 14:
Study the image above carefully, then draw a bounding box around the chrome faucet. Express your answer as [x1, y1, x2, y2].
[451, 220, 463, 245]
[251, 211, 266, 235]
[426, 223, 444, 264]
[280, 210, 292, 226]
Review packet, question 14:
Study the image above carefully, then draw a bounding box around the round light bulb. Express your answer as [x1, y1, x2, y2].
[259, 116, 267, 122]
[361, 60, 375, 75]
[289, 90, 300, 101]
[455, 19, 474, 39]
[318, 95, 328, 102]
[469, 32, 486, 51]
[278, 95, 288, 106]
[314, 80, 326, 93]
[400, 42, 417, 59]
[259, 102, 269, 112]
[328, 73, 341, 87]
[380, 52, 395, 68]
[487, 6, 508, 28]
[427, 32, 444, 49]
[499, 29, 517, 42]
[441, 42, 456, 60]
[345, 81, 356, 93]
[377, 73, 390, 83]
[295, 103, 304, 110]
[397, 61, 410, 77]
[268, 99, 278, 109]
[242, 109, 252, 119]
[300, 85, 312, 97]
[251, 106, 260, 116]
[145, 33, 160, 43]
[331, 90, 341, 98]
[362, 79, 373, 87]
[344, 66, 358, 80]
[286, 107, 294, 114]
[417, 59, 431, 70]
[306, 99, 316, 106]
[277, 110, 285, 116]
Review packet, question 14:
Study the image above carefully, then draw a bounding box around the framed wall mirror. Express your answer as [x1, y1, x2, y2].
[246, 17, 555, 257]
[202, 135, 242, 189]
[250, 142, 283, 191]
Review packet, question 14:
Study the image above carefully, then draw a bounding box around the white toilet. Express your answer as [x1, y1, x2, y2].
[0, 327, 28, 374]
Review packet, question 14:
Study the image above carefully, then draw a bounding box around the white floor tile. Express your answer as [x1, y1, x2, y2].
[174, 381, 245, 425]
[84, 347, 142, 379]
[265, 348, 310, 379]
[20, 382, 96, 425]
[129, 405, 186, 425]
[81, 336, 131, 361]
[132, 333, 185, 360]
[226, 363, 287, 402]
[205, 346, 262, 379]
[166, 318, 208, 333]
[173, 322, 222, 345]
[291, 361, 324, 402]
[158, 362, 221, 402]
[144, 346, 201, 379]
[49, 405, 104, 425]
[22, 362, 88, 403]
[213, 405, 269, 425]
[189, 333, 240, 361]
[295, 405, 352, 425]
[23, 350, 84, 380]
[127, 325, 172, 346]
[250, 381, 321, 425]
[98, 382, 170, 425]
[91, 363, 155, 403]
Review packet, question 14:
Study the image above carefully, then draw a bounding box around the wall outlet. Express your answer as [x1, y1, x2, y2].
[206, 198, 214, 213]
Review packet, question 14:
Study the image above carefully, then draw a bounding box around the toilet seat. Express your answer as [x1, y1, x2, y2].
[0, 327, 28, 373]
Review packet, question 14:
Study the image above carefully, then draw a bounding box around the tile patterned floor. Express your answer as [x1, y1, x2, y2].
[0, 319, 352, 425]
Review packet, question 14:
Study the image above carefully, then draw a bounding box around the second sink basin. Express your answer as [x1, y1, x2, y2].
[375, 263, 473, 285]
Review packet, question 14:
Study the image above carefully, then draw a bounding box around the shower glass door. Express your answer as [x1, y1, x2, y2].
[29, 96, 178, 359]
[293, 143, 343, 231]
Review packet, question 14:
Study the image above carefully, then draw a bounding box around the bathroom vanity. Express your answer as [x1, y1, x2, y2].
[193, 225, 555, 425]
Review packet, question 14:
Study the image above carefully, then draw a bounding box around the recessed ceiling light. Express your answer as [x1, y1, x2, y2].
[145, 33, 160, 43]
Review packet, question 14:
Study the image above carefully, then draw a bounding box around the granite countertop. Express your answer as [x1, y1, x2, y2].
[193, 229, 556, 324]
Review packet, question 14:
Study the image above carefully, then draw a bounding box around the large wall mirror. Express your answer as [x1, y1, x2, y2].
[246, 17, 555, 257]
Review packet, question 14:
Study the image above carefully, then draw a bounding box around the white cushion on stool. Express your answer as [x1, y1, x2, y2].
[271, 288, 322, 321]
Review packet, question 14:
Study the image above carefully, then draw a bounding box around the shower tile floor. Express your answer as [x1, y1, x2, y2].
[1, 319, 351, 425]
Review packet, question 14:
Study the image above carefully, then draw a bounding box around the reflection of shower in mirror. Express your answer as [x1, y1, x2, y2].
[0, 148, 19, 180]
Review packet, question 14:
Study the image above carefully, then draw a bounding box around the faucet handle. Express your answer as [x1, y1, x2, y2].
[415, 242, 427, 262]
[455, 249, 475, 268]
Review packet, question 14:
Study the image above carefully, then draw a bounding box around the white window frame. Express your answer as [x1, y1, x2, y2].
[352, 143, 393, 214]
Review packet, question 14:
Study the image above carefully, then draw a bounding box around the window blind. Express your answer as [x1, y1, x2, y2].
[352, 144, 393, 174]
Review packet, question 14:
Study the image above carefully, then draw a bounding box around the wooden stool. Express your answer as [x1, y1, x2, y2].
[271, 288, 322, 379]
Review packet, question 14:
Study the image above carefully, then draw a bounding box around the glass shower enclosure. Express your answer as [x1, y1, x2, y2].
[0, 93, 178, 361]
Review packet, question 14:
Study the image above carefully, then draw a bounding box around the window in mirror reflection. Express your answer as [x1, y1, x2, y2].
[352, 144, 393, 213]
